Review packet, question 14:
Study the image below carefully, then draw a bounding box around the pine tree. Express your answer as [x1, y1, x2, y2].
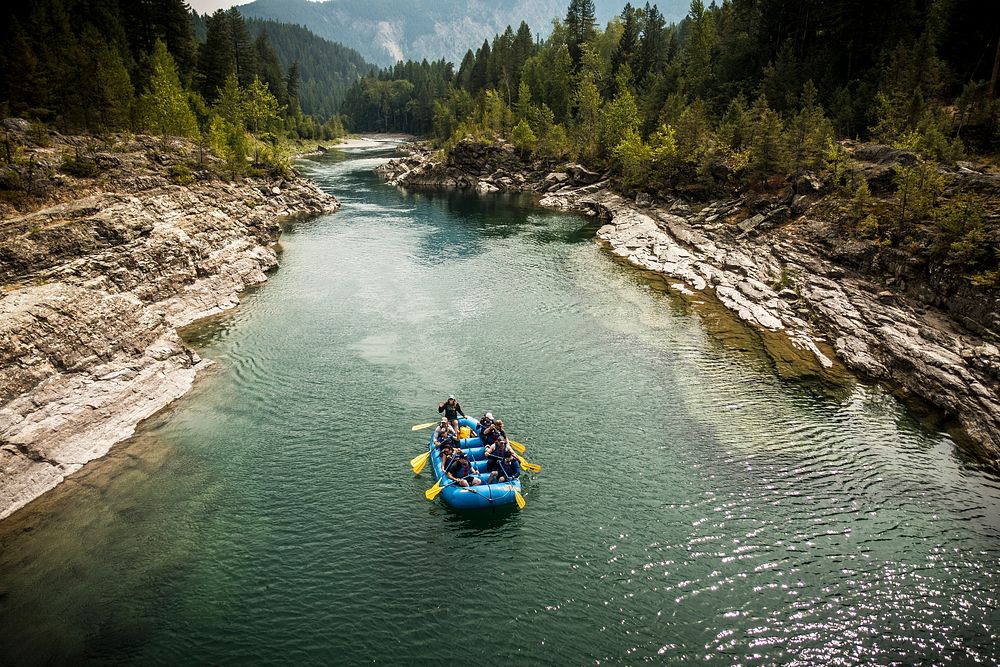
[254, 30, 288, 106]
[244, 75, 281, 161]
[286, 61, 301, 117]
[637, 3, 668, 86]
[470, 40, 490, 94]
[748, 95, 787, 185]
[788, 80, 834, 171]
[141, 39, 197, 140]
[682, 0, 715, 97]
[198, 9, 236, 102]
[611, 4, 641, 86]
[565, 0, 597, 67]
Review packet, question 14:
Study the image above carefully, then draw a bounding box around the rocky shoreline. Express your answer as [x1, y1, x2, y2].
[0, 132, 338, 520]
[377, 140, 1000, 467]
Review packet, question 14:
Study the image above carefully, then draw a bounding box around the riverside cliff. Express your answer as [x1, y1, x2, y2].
[378, 139, 1000, 467]
[0, 124, 338, 519]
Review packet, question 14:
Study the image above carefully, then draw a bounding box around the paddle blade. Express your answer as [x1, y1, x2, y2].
[514, 453, 541, 473]
[409, 451, 430, 468]
[411, 422, 436, 431]
[509, 439, 526, 453]
[424, 482, 444, 500]
[412, 454, 429, 475]
[514, 491, 525, 509]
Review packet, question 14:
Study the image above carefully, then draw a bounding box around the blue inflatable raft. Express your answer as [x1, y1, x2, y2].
[429, 416, 523, 509]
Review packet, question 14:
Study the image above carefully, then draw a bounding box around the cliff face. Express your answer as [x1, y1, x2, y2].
[378, 140, 1000, 467]
[0, 131, 338, 519]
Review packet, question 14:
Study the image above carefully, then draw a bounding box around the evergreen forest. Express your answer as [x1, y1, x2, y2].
[341, 0, 1000, 189]
[0, 0, 365, 179]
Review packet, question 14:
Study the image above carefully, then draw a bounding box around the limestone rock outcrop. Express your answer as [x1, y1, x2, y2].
[0, 134, 338, 519]
[377, 143, 1000, 467]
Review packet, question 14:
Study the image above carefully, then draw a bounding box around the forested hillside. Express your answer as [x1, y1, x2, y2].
[193, 11, 374, 120]
[345, 0, 1000, 287]
[236, 0, 689, 66]
[246, 20, 373, 120]
[342, 0, 1000, 170]
[0, 1, 350, 194]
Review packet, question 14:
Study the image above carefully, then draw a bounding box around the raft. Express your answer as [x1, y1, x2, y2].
[428, 416, 523, 509]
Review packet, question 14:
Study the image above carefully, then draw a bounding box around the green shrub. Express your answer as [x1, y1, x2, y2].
[59, 156, 98, 177]
[168, 163, 194, 185]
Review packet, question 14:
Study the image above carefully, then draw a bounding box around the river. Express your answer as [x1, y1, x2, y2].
[1, 144, 998, 665]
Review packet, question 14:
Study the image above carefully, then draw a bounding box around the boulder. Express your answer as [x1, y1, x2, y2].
[565, 163, 602, 184]
[543, 172, 569, 190]
[853, 144, 918, 167]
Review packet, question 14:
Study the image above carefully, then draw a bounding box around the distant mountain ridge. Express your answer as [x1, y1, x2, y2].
[236, 0, 691, 66]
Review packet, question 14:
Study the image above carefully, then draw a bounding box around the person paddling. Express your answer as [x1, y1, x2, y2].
[494, 450, 521, 483]
[446, 450, 481, 488]
[438, 395, 465, 433]
[481, 418, 506, 447]
[484, 435, 510, 482]
[440, 444, 457, 472]
[434, 418, 458, 449]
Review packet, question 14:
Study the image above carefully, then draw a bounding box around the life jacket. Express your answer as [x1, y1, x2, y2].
[483, 425, 500, 445]
[438, 431, 458, 449]
[491, 439, 508, 459]
[497, 456, 519, 479]
[449, 458, 472, 478]
[478, 417, 493, 434]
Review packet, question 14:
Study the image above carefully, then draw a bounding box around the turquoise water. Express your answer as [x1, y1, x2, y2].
[1, 145, 999, 665]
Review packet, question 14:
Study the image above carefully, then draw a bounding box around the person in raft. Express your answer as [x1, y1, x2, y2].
[446, 450, 481, 488]
[477, 411, 495, 434]
[438, 395, 465, 432]
[435, 422, 459, 451]
[433, 417, 456, 445]
[483, 434, 510, 479]
[492, 450, 521, 484]
[440, 443, 457, 472]
[480, 418, 506, 447]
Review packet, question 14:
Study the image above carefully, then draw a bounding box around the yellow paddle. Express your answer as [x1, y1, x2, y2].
[411, 422, 437, 431]
[515, 490, 526, 509]
[514, 452, 541, 473]
[509, 439, 526, 453]
[425, 480, 446, 500]
[411, 451, 430, 475]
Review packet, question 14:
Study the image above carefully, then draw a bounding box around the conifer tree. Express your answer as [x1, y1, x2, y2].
[565, 0, 597, 67]
[611, 4, 641, 86]
[141, 39, 197, 140]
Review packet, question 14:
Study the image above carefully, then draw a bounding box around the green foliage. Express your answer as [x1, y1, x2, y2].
[60, 155, 98, 178]
[141, 40, 197, 140]
[747, 95, 787, 185]
[612, 128, 652, 188]
[208, 115, 250, 180]
[933, 196, 988, 268]
[600, 84, 640, 155]
[892, 162, 945, 227]
[788, 81, 833, 171]
[510, 119, 537, 156]
[169, 163, 195, 185]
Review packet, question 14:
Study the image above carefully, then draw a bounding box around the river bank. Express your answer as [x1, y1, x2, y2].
[0, 125, 338, 520]
[377, 139, 1000, 467]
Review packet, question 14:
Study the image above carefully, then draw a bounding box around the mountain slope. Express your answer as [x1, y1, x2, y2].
[236, 0, 690, 66]
[246, 19, 374, 119]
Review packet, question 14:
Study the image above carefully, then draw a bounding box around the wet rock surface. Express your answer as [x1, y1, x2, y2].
[378, 142, 1000, 467]
[0, 134, 339, 519]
